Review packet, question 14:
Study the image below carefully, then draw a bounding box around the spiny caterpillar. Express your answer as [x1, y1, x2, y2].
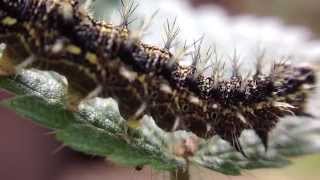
[0, 0, 316, 156]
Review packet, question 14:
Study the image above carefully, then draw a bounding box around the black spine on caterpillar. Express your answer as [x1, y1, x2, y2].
[0, 0, 317, 155]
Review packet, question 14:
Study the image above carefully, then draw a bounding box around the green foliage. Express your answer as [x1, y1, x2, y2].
[0, 69, 183, 171]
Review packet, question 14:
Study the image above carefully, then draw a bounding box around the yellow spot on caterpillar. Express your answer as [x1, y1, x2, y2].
[1, 17, 17, 26]
[57, 2, 73, 20]
[100, 26, 112, 33]
[137, 75, 146, 83]
[127, 119, 140, 129]
[119, 66, 137, 82]
[85, 52, 97, 64]
[188, 95, 201, 105]
[160, 83, 172, 94]
[66, 45, 82, 55]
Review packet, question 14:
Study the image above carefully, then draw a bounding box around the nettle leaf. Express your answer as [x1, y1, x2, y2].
[0, 69, 184, 171]
[191, 118, 320, 175]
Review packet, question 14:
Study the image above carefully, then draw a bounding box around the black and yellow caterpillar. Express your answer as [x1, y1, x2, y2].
[0, 0, 316, 156]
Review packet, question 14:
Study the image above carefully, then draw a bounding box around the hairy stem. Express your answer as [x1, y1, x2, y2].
[170, 167, 189, 180]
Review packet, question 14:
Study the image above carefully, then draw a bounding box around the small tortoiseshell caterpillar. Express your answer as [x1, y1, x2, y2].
[0, 0, 316, 156]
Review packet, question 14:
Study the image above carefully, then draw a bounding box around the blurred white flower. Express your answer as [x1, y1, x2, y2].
[130, 0, 320, 69]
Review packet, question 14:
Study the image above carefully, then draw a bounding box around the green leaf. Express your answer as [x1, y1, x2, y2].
[0, 69, 68, 103]
[55, 123, 124, 156]
[0, 69, 184, 171]
[2, 95, 75, 129]
[191, 119, 320, 175]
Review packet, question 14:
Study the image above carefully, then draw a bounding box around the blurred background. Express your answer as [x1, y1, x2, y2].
[1, 0, 320, 179]
[193, 0, 320, 37]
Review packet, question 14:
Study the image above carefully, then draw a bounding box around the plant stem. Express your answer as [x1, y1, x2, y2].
[170, 167, 190, 180]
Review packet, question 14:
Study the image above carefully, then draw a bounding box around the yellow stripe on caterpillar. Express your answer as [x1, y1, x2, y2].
[85, 52, 98, 64]
[66, 45, 82, 55]
[1, 17, 17, 26]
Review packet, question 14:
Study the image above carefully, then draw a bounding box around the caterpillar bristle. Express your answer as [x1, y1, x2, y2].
[232, 132, 248, 158]
[203, 46, 214, 65]
[191, 39, 202, 66]
[119, 0, 139, 28]
[240, 71, 252, 91]
[194, 46, 215, 79]
[131, 9, 159, 40]
[0, 0, 317, 157]
[171, 40, 188, 63]
[173, 36, 204, 63]
[254, 50, 266, 77]
[79, 0, 93, 12]
[163, 17, 180, 50]
[230, 51, 241, 78]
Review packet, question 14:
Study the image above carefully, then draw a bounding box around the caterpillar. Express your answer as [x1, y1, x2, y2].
[0, 0, 316, 157]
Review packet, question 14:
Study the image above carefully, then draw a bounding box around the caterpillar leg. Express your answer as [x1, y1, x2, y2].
[0, 34, 32, 65]
[84, 84, 103, 100]
[11, 55, 37, 81]
[0, 35, 34, 76]
[130, 102, 147, 121]
[171, 117, 181, 131]
[231, 133, 248, 158]
[15, 55, 36, 71]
